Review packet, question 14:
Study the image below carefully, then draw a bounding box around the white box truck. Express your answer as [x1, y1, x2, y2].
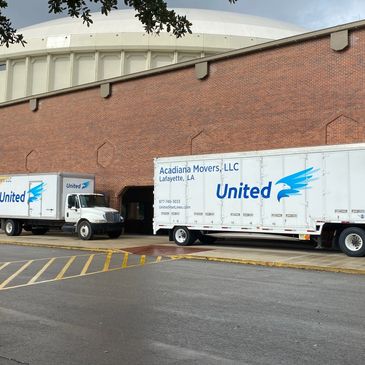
[154, 143, 365, 257]
[0, 173, 123, 240]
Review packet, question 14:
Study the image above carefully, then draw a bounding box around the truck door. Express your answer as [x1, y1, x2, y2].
[65, 194, 81, 223]
[28, 181, 43, 217]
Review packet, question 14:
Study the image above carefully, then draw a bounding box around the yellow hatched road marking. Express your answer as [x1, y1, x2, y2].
[0, 257, 179, 291]
[103, 252, 113, 272]
[156, 256, 162, 263]
[81, 254, 95, 275]
[0, 262, 10, 271]
[0, 260, 34, 289]
[140, 255, 146, 265]
[28, 258, 56, 285]
[56, 256, 76, 279]
[122, 253, 129, 268]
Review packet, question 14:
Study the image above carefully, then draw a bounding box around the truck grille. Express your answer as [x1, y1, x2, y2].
[105, 212, 121, 223]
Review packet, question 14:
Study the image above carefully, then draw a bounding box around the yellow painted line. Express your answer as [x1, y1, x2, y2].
[81, 254, 95, 275]
[156, 256, 162, 263]
[1, 257, 179, 291]
[170, 255, 365, 275]
[56, 256, 76, 279]
[122, 253, 129, 268]
[28, 258, 56, 284]
[103, 252, 113, 272]
[0, 252, 103, 266]
[0, 262, 10, 271]
[0, 260, 34, 289]
[140, 255, 146, 265]
[0, 240, 111, 253]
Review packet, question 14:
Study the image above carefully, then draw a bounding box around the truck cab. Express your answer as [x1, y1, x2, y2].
[65, 193, 123, 240]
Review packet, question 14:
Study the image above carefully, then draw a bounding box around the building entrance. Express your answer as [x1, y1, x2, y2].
[120, 186, 153, 234]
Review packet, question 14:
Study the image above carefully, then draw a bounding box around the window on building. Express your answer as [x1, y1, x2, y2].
[0, 63, 6, 71]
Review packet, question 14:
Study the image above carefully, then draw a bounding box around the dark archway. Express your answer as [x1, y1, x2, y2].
[120, 186, 153, 234]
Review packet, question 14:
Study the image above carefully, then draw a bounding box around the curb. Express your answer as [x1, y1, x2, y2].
[0, 240, 113, 253]
[1, 240, 364, 275]
[171, 254, 365, 275]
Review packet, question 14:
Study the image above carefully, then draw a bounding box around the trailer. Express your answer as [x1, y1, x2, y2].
[0, 172, 123, 240]
[154, 143, 365, 257]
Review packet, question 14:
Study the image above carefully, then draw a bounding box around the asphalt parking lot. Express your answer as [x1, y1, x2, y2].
[0, 244, 364, 365]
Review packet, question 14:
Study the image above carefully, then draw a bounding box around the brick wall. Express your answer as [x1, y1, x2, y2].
[1, 28, 365, 209]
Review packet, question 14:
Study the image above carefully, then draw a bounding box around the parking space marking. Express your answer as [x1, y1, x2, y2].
[0, 251, 178, 291]
[0, 260, 34, 289]
[122, 253, 129, 268]
[0, 262, 10, 272]
[103, 251, 112, 272]
[56, 256, 76, 279]
[81, 254, 94, 275]
[28, 258, 56, 284]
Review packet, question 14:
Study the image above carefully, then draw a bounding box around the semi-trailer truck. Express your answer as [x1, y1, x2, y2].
[0, 173, 123, 240]
[154, 143, 365, 257]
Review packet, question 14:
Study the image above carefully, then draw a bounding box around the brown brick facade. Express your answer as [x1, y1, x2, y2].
[1, 28, 365, 210]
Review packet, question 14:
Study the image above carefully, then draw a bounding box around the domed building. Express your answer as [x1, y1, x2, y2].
[0, 8, 306, 103]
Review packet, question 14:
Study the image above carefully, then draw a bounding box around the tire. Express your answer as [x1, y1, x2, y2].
[339, 227, 365, 257]
[77, 221, 94, 240]
[198, 234, 217, 244]
[4, 219, 21, 236]
[172, 226, 196, 246]
[108, 231, 122, 239]
[31, 228, 48, 235]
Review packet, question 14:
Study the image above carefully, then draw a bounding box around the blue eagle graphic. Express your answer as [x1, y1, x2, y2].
[276, 167, 319, 202]
[28, 183, 46, 203]
[82, 181, 90, 189]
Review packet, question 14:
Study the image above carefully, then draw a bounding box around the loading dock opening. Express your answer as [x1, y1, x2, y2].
[120, 186, 153, 234]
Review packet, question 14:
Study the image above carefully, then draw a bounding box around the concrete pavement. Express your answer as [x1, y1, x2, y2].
[0, 232, 364, 274]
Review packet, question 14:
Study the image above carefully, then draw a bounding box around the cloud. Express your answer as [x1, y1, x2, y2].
[4, 0, 365, 30]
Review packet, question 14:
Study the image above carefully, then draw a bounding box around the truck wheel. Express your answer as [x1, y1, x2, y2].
[108, 231, 122, 239]
[4, 219, 21, 236]
[173, 226, 196, 246]
[78, 221, 93, 240]
[339, 227, 365, 257]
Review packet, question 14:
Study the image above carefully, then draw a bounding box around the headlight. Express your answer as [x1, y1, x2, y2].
[93, 219, 107, 223]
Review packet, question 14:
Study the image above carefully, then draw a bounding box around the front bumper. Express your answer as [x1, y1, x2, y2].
[90, 222, 124, 234]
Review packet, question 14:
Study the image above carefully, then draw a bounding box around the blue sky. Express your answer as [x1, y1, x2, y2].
[5, 0, 365, 31]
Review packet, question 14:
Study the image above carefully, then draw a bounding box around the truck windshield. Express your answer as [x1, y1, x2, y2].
[79, 195, 107, 208]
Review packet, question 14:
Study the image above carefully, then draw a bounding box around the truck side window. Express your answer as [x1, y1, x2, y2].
[68, 195, 79, 209]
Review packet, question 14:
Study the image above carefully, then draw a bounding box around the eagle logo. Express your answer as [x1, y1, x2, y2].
[276, 167, 319, 202]
[28, 182, 46, 203]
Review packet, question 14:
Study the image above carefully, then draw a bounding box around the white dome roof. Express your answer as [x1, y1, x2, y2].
[19, 8, 306, 39]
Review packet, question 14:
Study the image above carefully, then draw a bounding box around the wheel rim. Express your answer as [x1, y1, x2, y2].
[175, 229, 187, 244]
[5, 222, 13, 234]
[80, 224, 89, 238]
[344, 233, 363, 251]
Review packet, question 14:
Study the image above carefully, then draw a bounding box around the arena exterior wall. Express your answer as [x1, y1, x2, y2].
[0, 21, 364, 231]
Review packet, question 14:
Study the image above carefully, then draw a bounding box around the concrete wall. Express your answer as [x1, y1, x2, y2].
[0, 28, 364, 209]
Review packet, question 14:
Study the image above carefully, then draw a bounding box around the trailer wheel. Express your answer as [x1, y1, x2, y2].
[4, 219, 21, 236]
[78, 221, 93, 240]
[173, 226, 196, 246]
[339, 227, 365, 257]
